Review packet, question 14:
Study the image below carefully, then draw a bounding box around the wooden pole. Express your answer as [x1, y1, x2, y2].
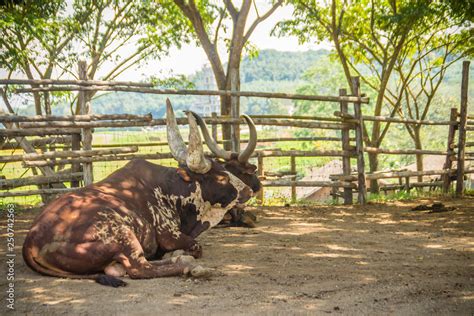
[0, 172, 83, 190]
[340, 88, 353, 204]
[0, 78, 154, 87]
[290, 154, 297, 203]
[87, 136, 347, 149]
[15, 86, 370, 104]
[330, 168, 460, 181]
[351, 77, 367, 204]
[456, 61, 470, 196]
[0, 136, 72, 150]
[363, 147, 447, 155]
[18, 117, 351, 130]
[0, 113, 152, 123]
[0, 188, 78, 198]
[211, 112, 218, 141]
[71, 133, 81, 188]
[0, 128, 81, 136]
[404, 176, 410, 192]
[2, 147, 138, 163]
[380, 181, 444, 191]
[257, 153, 264, 204]
[443, 108, 458, 193]
[78, 60, 93, 185]
[334, 111, 455, 126]
[261, 180, 356, 188]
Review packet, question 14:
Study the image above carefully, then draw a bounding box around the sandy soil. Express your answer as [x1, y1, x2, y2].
[1, 197, 473, 315]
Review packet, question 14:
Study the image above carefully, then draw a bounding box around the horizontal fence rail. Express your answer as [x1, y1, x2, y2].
[13, 85, 370, 103]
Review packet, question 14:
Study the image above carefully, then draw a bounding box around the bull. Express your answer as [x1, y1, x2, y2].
[22, 100, 259, 287]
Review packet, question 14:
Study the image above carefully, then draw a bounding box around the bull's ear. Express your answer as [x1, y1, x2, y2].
[177, 168, 192, 182]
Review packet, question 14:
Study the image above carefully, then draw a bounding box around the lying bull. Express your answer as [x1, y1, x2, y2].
[22, 100, 259, 287]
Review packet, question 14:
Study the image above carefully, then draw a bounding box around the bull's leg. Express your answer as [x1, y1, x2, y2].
[115, 230, 195, 279]
[158, 231, 203, 258]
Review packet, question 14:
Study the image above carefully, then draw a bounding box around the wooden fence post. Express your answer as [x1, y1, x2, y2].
[456, 60, 470, 196]
[211, 112, 218, 141]
[257, 153, 264, 204]
[71, 133, 81, 187]
[351, 77, 367, 204]
[340, 88, 353, 204]
[78, 61, 93, 185]
[442, 108, 458, 193]
[290, 154, 296, 203]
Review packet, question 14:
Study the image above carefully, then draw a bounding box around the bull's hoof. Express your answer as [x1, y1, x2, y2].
[163, 249, 186, 259]
[104, 262, 126, 277]
[173, 255, 196, 265]
[190, 265, 213, 278]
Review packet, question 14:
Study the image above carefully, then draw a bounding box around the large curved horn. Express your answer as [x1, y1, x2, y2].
[237, 114, 257, 163]
[186, 112, 212, 174]
[187, 110, 233, 160]
[166, 98, 187, 164]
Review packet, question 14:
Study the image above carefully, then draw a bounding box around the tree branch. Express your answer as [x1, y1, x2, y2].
[243, 0, 283, 43]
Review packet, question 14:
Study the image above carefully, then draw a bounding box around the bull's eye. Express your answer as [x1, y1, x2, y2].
[215, 174, 229, 184]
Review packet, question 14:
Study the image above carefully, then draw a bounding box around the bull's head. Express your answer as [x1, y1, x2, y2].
[187, 111, 261, 195]
[166, 99, 253, 208]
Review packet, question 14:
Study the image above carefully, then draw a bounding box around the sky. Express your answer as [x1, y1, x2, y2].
[122, 1, 330, 79]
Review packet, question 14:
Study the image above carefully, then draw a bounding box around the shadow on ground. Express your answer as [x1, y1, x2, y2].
[1, 197, 473, 315]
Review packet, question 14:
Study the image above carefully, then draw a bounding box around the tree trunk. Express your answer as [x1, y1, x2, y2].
[33, 91, 42, 115]
[227, 65, 241, 152]
[44, 91, 52, 115]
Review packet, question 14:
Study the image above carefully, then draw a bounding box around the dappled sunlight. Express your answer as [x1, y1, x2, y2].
[168, 294, 199, 306]
[424, 244, 450, 249]
[256, 226, 342, 235]
[356, 261, 369, 265]
[364, 213, 398, 225]
[460, 294, 474, 301]
[325, 244, 360, 251]
[303, 252, 363, 259]
[221, 243, 257, 248]
[329, 210, 353, 217]
[223, 264, 254, 275]
[395, 231, 429, 237]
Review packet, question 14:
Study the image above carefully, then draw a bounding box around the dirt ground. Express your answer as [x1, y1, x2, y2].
[1, 197, 473, 315]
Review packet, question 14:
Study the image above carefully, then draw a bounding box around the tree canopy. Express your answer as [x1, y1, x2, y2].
[0, 0, 188, 114]
[278, 0, 472, 190]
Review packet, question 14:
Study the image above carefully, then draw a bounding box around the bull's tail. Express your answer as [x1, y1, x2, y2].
[22, 240, 127, 287]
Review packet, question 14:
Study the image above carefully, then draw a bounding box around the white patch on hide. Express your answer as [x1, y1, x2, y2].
[147, 171, 250, 235]
[148, 187, 182, 239]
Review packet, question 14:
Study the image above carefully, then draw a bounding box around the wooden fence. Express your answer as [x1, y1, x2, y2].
[0, 61, 471, 205]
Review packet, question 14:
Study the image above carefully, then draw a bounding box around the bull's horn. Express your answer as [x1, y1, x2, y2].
[186, 112, 212, 174]
[237, 114, 257, 163]
[166, 98, 187, 165]
[187, 110, 233, 160]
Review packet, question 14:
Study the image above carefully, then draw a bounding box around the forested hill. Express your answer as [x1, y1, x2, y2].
[54, 49, 329, 117]
[240, 49, 327, 83]
[47, 48, 466, 118]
